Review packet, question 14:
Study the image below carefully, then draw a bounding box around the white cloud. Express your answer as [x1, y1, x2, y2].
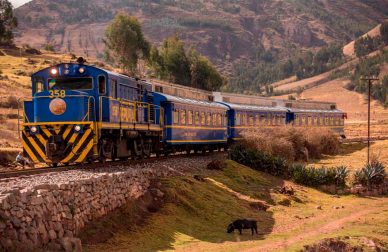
[10, 0, 31, 8]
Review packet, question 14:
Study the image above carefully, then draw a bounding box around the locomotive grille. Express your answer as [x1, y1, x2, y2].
[147, 95, 155, 123]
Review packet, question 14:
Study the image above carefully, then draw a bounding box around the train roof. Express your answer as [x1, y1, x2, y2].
[153, 92, 227, 109]
[289, 108, 344, 114]
[32, 63, 136, 80]
[217, 102, 289, 112]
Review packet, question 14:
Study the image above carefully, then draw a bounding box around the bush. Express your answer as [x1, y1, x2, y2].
[334, 166, 349, 187]
[206, 160, 226, 170]
[354, 160, 386, 187]
[240, 127, 340, 162]
[289, 164, 342, 187]
[229, 141, 288, 177]
[43, 44, 55, 52]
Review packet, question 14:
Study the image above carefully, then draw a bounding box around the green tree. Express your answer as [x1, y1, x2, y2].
[149, 34, 224, 90]
[0, 0, 17, 46]
[381, 21, 388, 45]
[104, 13, 150, 75]
[187, 47, 223, 91]
[157, 34, 191, 85]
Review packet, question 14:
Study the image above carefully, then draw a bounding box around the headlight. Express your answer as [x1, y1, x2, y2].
[79, 67, 85, 74]
[74, 125, 81, 132]
[30, 126, 38, 133]
[50, 68, 58, 75]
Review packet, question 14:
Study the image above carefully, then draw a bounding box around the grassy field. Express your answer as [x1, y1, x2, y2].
[310, 140, 388, 174]
[82, 160, 388, 252]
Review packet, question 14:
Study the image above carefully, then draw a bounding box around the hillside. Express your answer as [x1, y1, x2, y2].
[82, 160, 388, 251]
[14, 0, 388, 74]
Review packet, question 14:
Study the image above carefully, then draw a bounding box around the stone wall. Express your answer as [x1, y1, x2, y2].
[0, 168, 170, 251]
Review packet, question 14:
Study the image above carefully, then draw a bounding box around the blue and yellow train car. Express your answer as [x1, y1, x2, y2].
[22, 60, 163, 166]
[287, 108, 346, 136]
[153, 93, 228, 153]
[218, 102, 289, 141]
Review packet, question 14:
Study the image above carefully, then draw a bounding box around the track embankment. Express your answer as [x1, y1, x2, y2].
[0, 154, 222, 251]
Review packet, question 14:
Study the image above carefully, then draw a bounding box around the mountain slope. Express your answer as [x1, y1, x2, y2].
[14, 0, 388, 74]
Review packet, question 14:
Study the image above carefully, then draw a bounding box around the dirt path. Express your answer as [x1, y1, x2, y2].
[243, 207, 380, 252]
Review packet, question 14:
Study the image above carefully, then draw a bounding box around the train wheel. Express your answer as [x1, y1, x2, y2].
[132, 139, 143, 159]
[143, 138, 152, 158]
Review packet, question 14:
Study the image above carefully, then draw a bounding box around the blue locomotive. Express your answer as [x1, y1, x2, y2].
[21, 60, 346, 166]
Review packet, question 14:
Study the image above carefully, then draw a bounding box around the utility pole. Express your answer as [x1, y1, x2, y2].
[360, 76, 379, 164]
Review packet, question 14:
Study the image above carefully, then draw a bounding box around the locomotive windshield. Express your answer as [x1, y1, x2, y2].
[48, 78, 93, 90]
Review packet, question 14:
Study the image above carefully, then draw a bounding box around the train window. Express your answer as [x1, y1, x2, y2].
[307, 115, 312, 125]
[212, 113, 217, 126]
[301, 115, 306, 126]
[217, 114, 222, 126]
[48, 77, 93, 90]
[249, 115, 254, 126]
[180, 110, 186, 125]
[33, 77, 44, 94]
[195, 111, 200, 125]
[206, 112, 211, 126]
[188, 110, 193, 125]
[259, 114, 265, 125]
[98, 76, 106, 94]
[242, 113, 247, 126]
[173, 109, 179, 124]
[236, 113, 241, 126]
[200, 112, 205, 125]
[224, 114, 227, 126]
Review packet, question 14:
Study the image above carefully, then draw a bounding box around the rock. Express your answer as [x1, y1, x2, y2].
[60, 237, 73, 252]
[206, 160, 226, 170]
[48, 229, 57, 240]
[47, 241, 62, 251]
[193, 175, 205, 182]
[316, 205, 322, 210]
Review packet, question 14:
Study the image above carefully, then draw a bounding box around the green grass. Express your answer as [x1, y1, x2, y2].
[83, 160, 388, 252]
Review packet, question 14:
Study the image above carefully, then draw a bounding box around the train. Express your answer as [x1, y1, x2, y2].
[20, 59, 346, 166]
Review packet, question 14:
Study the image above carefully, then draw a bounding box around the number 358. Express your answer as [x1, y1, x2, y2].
[49, 90, 66, 98]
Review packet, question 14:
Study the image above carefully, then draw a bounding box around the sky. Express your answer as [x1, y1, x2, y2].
[10, 0, 31, 8]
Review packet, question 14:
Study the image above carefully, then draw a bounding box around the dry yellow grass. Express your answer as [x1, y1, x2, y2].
[310, 140, 388, 173]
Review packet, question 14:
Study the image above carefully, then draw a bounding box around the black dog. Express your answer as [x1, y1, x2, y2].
[227, 219, 258, 235]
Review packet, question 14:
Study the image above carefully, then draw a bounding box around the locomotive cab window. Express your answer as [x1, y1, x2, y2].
[33, 77, 44, 94]
[98, 76, 106, 94]
[48, 77, 93, 90]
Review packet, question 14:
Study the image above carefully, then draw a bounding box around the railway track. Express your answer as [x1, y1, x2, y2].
[0, 151, 224, 179]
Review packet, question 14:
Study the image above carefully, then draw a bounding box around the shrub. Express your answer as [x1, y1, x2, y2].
[229, 141, 288, 177]
[289, 164, 339, 187]
[43, 44, 55, 52]
[240, 127, 340, 162]
[334, 166, 349, 187]
[206, 160, 226, 170]
[354, 161, 386, 187]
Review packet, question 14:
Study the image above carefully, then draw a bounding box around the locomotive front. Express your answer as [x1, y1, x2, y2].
[22, 62, 102, 166]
